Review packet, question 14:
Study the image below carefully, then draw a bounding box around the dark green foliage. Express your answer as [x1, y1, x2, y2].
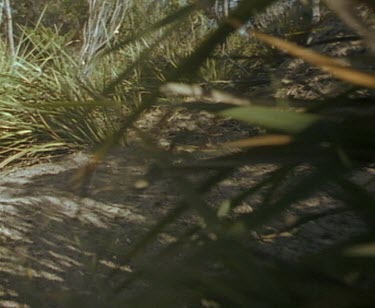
[97, 1, 375, 307]
[12, 0, 88, 34]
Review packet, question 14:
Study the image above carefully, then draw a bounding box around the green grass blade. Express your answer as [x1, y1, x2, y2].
[221, 106, 321, 133]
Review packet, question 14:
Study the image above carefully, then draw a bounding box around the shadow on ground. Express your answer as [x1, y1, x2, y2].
[0, 147, 182, 307]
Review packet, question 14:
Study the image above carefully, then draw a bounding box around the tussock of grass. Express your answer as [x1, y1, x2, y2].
[0, 26, 111, 168]
[0, 0, 320, 169]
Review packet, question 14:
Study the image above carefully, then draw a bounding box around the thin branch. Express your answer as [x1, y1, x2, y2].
[80, 0, 131, 75]
[4, 0, 15, 57]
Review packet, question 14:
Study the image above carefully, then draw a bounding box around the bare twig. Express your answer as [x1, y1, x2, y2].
[80, 0, 131, 75]
[4, 0, 15, 57]
[0, 0, 4, 26]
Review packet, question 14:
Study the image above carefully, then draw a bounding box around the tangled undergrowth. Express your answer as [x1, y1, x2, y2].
[1, 0, 375, 307]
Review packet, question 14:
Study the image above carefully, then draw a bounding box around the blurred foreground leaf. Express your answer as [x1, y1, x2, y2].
[221, 106, 321, 133]
[253, 31, 375, 89]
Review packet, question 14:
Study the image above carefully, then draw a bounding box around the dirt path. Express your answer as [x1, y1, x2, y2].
[0, 136, 373, 307]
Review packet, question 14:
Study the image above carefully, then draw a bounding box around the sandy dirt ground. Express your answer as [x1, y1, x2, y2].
[0, 123, 373, 307]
